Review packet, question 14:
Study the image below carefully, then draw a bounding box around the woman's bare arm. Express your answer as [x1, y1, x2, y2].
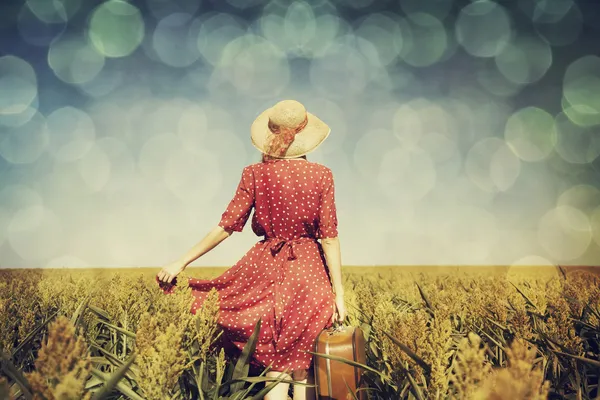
[177, 225, 232, 268]
[320, 236, 344, 297]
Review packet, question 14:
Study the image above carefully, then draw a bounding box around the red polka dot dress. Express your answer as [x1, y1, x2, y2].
[156, 158, 338, 372]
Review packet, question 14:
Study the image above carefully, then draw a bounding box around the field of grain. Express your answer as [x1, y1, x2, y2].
[0, 266, 599, 399]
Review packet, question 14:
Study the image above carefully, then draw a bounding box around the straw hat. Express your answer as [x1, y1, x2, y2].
[251, 100, 331, 159]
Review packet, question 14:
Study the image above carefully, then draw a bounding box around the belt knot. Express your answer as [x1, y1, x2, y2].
[265, 236, 315, 260]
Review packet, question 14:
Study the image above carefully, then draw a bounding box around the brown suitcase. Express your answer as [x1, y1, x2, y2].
[312, 323, 368, 400]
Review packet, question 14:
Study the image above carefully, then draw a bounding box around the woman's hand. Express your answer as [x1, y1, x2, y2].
[331, 293, 346, 323]
[157, 261, 186, 284]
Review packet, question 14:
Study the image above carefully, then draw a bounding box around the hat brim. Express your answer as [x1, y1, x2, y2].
[250, 107, 330, 159]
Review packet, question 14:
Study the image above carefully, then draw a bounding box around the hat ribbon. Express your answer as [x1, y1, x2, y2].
[268, 113, 308, 135]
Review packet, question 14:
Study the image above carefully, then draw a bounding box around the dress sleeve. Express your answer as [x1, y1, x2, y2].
[218, 166, 255, 234]
[317, 168, 338, 239]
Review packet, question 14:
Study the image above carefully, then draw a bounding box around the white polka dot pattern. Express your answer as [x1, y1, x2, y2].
[158, 158, 339, 372]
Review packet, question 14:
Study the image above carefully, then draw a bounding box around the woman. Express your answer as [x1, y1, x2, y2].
[156, 99, 346, 400]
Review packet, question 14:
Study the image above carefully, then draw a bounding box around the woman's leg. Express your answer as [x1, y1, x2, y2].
[292, 369, 316, 400]
[264, 370, 292, 400]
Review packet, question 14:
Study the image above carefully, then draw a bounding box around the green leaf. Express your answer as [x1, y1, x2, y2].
[476, 328, 506, 353]
[509, 282, 538, 311]
[71, 292, 92, 328]
[379, 329, 431, 374]
[91, 352, 138, 400]
[229, 317, 261, 393]
[343, 376, 360, 400]
[197, 361, 205, 400]
[248, 371, 288, 400]
[87, 305, 111, 321]
[221, 375, 307, 386]
[552, 350, 600, 368]
[0, 349, 33, 400]
[398, 362, 425, 400]
[84, 375, 104, 390]
[484, 316, 508, 332]
[223, 363, 271, 400]
[95, 319, 136, 338]
[201, 360, 211, 394]
[556, 264, 567, 280]
[89, 357, 112, 365]
[89, 341, 140, 379]
[11, 310, 59, 358]
[414, 281, 434, 316]
[569, 317, 597, 331]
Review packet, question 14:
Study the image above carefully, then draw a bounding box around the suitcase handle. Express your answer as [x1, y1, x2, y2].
[330, 319, 345, 332]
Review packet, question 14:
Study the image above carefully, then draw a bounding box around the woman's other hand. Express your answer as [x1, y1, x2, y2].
[332, 293, 346, 323]
[157, 261, 186, 284]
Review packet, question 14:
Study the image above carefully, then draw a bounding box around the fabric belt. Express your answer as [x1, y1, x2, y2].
[267, 236, 316, 260]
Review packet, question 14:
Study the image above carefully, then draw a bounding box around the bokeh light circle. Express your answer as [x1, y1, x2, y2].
[557, 184, 600, 216]
[0, 55, 37, 115]
[0, 184, 43, 247]
[17, 4, 67, 47]
[465, 137, 521, 193]
[0, 97, 39, 129]
[88, 0, 145, 58]
[164, 149, 223, 207]
[400, 13, 447, 67]
[77, 64, 125, 98]
[218, 34, 290, 98]
[592, 205, 600, 248]
[25, 0, 80, 24]
[8, 204, 64, 262]
[177, 103, 209, 150]
[533, 1, 582, 47]
[224, 0, 269, 9]
[495, 34, 552, 84]
[562, 101, 600, 128]
[152, 13, 200, 67]
[438, 204, 498, 264]
[0, 110, 48, 164]
[355, 13, 403, 67]
[392, 101, 424, 149]
[260, 12, 348, 58]
[0, 206, 8, 247]
[332, 0, 376, 9]
[77, 142, 111, 192]
[415, 103, 460, 164]
[399, 0, 453, 20]
[353, 128, 398, 179]
[507, 255, 559, 282]
[477, 66, 524, 97]
[310, 35, 369, 98]
[146, 0, 201, 19]
[455, 0, 512, 58]
[519, 0, 575, 23]
[563, 55, 600, 119]
[138, 133, 182, 180]
[196, 13, 247, 67]
[538, 205, 592, 261]
[306, 98, 347, 154]
[282, 1, 317, 57]
[553, 111, 600, 164]
[94, 136, 136, 196]
[490, 143, 522, 191]
[377, 146, 437, 203]
[46, 106, 96, 162]
[504, 107, 556, 162]
[48, 35, 105, 84]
